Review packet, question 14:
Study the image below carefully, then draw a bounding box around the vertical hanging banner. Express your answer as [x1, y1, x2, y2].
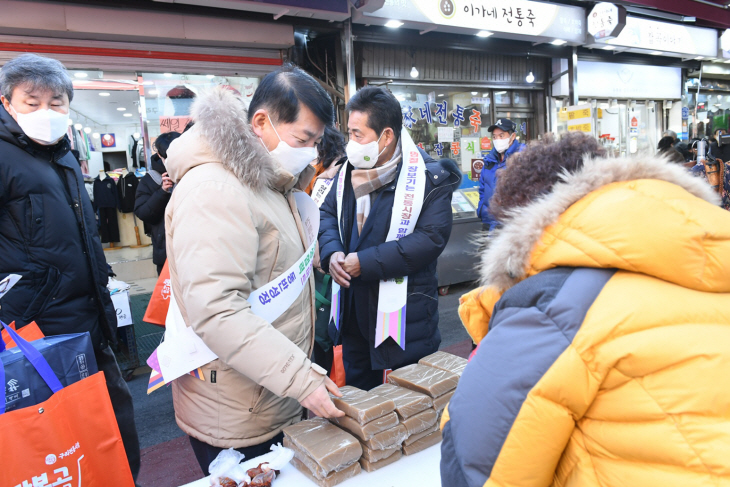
[567, 104, 593, 134]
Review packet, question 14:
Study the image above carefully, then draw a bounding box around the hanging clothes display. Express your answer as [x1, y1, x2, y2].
[129, 136, 141, 168]
[93, 174, 120, 243]
[116, 171, 138, 213]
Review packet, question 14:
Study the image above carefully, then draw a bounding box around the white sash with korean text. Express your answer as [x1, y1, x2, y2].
[153, 192, 320, 385]
[332, 129, 427, 349]
[311, 178, 336, 208]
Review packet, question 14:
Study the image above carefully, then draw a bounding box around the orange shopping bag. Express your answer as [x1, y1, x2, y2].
[1, 321, 44, 348]
[143, 260, 171, 326]
[330, 344, 346, 387]
[0, 323, 134, 486]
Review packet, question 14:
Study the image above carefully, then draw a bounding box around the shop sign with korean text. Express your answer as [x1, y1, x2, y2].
[588, 3, 626, 41]
[577, 61, 681, 100]
[603, 16, 717, 57]
[566, 104, 593, 134]
[362, 0, 585, 43]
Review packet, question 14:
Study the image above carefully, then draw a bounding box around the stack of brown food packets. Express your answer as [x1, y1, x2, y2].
[386, 360, 461, 455]
[282, 417, 363, 486]
[418, 351, 468, 421]
[329, 386, 407, 472]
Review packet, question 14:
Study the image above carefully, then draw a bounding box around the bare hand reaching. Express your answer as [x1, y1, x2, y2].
[300, 377, 345, 418]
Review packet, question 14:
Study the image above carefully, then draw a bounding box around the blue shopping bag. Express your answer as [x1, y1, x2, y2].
[0, 321, 98, 413]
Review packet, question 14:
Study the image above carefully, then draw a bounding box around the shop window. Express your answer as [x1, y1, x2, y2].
[392, 86, 494, 179]
[513, 91, 532, 107]
[494, 90, 511, 106]
[140, 73, 260, 161]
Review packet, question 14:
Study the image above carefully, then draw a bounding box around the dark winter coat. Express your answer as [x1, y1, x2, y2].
[477, 141, 525, 230]
[117, 172, 138, 213]
[318, 148, 461, 370]
[0, 106, 117, 350]
[134, 154, 170, 266]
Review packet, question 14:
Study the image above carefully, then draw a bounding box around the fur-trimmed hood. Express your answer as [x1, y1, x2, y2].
[166, 87, 312, 193]
[480, 154, 730, 293]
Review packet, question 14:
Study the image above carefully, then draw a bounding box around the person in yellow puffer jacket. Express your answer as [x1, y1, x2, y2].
[440, 132, 730, 487]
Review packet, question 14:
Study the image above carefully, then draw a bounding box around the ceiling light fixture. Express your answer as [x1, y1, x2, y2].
[206, 74, 215, 79]
[476, 30, 493, 38]
[74, 72, 88, 78]
[603, 45, 616, 50]
[83, 127, 91, 134]
[163, 73, 173, 77]
[92, 133, 100, 139]
[695, 56, 704, 60]
[525, 71, 535, 83]
[551, 39, 567, 46]
[385, 20, 404, 28]
[117, 107, 126, 111]
[482, 93, 489, 97]
[438, 93, 444, 97]
[123, 113, 133, 117]
[471, 91, 478, 95]
[67, 118, 73, 126]
[98, 92, 110, 97]
[495, 91, 507, 95]
[74, 123, 82, 130]
[649, 51, 663, 55]
[410, 66, 419, 78]
[148, 89, 159, 96]
[396, 94, 406, 101]
[133, 132, 141, 138]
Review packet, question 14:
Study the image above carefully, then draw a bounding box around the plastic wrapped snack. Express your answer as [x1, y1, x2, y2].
[387, 364, 459, 398]
[359, 449, 403, 472]
[290, 456, 362, 487]
[361, 424, 409, 450]
[433, 390, 455, 412]
[404, 424, 438, 447]
[330, 385, 396, 425]
[360, 443, 401, 463]
[330, 411, 399, 441]
[283, 438, 358, 480]
[402, 430, 443, 456]
[209, 448, 249, 486]
[418, 351, 468, 376]
[282, 418, 362, 475]
[370, 383, 433, 420]
[402, 407, 438, 436]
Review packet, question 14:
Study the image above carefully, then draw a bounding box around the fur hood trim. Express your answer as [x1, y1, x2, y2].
[190, 87, 275, 192]
[481, 154, 721, 291]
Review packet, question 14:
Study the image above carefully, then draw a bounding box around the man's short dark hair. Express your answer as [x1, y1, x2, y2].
[248, 63, 334, 126]
[657, 135, 675, 151]
[155, 131, 181, 159]
[346, 86, 402, 144]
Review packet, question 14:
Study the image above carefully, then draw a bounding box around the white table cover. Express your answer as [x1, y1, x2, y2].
[181, 443, 442, 487]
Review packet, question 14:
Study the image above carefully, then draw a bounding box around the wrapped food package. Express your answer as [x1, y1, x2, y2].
[370, 383, 433, 419]
[331, 386, 396, 425]
[358, 449, 403, 473]
[433, 390, 455, 412]
[290, 456, 361, 487]
[402, 430, 443, 456]
[401, 407, 438, 436]
[359, 443, 401, 463]
[282, 418, 362, 475]
[387, 364, 459, 398]
[283, 438, 357, 480]
[418, 351, 468, 376]
[404, 424, 438, 447]
[330, 411, 399, 441]
[361, 424, 409, 451]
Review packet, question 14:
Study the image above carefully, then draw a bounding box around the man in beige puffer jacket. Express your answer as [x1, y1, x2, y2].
[164, 66, 344, 474]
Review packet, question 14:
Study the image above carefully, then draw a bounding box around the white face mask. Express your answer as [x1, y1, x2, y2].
[346, 131, 387, 169]
[261, 114, 317, 177]
[10, 105, 69, 145]
[493, 136, 513, 154]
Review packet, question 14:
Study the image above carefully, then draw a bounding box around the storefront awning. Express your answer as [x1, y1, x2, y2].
[624, 0, 730, 29]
